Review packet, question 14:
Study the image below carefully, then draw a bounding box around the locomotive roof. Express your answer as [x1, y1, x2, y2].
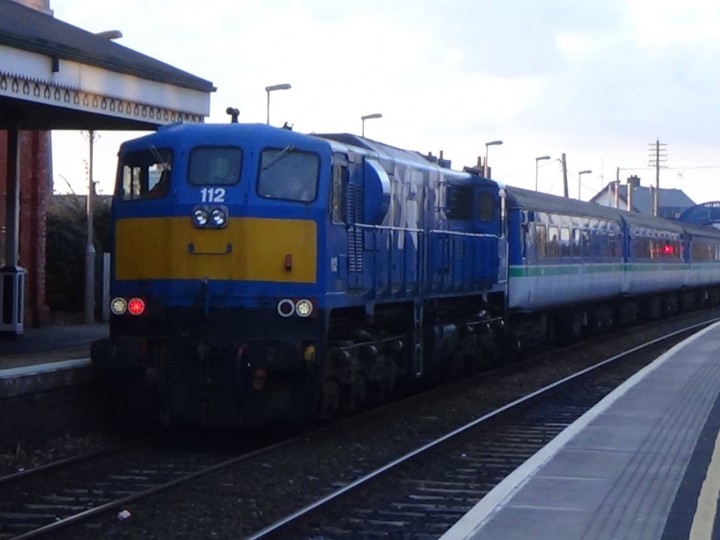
[315, 133, 455, 171]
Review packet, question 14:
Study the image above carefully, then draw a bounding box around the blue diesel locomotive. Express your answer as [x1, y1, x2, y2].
[91, 122, 720, 427]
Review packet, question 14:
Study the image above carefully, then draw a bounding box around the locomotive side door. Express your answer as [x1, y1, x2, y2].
[471, 183, 502, 285]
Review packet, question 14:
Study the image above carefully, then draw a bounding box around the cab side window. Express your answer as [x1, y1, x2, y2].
[118, 148, 173, 201]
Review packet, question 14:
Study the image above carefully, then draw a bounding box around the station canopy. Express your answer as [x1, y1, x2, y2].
[0, 0, 216, 131]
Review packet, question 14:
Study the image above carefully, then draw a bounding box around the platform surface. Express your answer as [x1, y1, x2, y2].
[441, 321, 720, 540]
[0, 323, 107, 397]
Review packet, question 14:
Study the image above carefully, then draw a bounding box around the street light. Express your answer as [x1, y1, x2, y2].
[484, 140, 503, 178]
[578, 169, 592, 200]
[265, 83, 291, 125]
[361, 113, 382, 137]
[94, 30, 123, 40]
[535, 155, 551, 192]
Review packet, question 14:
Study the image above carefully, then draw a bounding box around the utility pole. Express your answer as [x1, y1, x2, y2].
[648, 140, 667, 217]
[561, 153, 568, 198]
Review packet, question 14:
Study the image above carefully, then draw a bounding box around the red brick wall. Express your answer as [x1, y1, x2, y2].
[0, 130, 52, 327]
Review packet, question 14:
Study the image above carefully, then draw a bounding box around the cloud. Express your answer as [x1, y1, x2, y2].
[47, 0, 720, 203]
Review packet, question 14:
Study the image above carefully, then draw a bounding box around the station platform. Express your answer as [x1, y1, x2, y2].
[0, 323, 107, 398]
[441, 320, 720, 540]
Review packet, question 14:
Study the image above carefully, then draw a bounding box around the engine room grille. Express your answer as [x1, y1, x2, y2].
[347, 183, 364, 273]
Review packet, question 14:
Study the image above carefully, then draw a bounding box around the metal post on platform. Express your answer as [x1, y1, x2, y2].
[85, 130, 96, 324]
[1, 127, 25, 339]
[0, 267, 26, 337]
[102, 253, 110, 322]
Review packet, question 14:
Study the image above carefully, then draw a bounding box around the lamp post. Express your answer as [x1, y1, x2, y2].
[265, 83, 291, 125]
[484, 140, 503, 178]
[578, 169, 592, 200]
[535, 155, 551, 192]
[361, 113, 382, 137]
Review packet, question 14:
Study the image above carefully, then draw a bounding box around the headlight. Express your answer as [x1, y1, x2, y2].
[211, 208, 227, 228]
[192, 208, 209, 227]
[295, 299, 313, 318]
[110, 297, 127, 315]
[277, 299, 295, 317]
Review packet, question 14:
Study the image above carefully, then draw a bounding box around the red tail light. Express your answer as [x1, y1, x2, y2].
[128, 298, 146, 316]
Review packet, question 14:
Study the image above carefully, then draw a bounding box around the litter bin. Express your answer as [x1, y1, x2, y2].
[0, 266, 26, 338]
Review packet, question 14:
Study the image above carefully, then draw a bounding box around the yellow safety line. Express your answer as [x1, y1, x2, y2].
[690, 427, 720, 539]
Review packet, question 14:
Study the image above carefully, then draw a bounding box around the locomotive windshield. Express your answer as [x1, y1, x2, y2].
[188, 146, 242, 185]
[258, 147, 319, 202]
[118, 147, 173, 201]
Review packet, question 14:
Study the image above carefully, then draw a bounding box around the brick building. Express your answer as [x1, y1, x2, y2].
[0, 129, 52, 326]
[0, 0, 214, 328]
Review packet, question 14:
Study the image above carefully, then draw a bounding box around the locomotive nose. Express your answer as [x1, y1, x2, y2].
[114, 216, 317, 284]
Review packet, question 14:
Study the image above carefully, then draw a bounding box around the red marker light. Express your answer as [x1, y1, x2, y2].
[663, 245, 674, 255]
[128, 298, 146, 316]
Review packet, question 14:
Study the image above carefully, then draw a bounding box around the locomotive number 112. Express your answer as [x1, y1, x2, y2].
[201, 188, 226, 202]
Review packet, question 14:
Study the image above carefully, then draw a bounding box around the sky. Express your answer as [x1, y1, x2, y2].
[49, 0, 720, 204]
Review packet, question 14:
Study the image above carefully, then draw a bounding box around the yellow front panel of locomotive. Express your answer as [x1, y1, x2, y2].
[115, 217, 317, 283]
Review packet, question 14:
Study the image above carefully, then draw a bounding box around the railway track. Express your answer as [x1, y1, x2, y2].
[1, 313, 716, 539]
[247, 320, 716, 539]
[0, 434, 296, 540]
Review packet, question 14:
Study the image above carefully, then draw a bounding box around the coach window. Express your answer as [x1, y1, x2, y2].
[535, 224, 547, 258]
[258, 148, 319, 202]
[589, 230, 601, 258]
[188, 147, 242, 185]
[548, 226, 559, 258]
[119, 148, 173, 201]
[606, 231, 615, 257]
[665, 239, 681, 259]
[572, 229, 582, 257]
[703, 243, 711, 261]
[648, 239, 657, 259]
[691, 241, 705, 261]
[560, 227, 571, 258]
[634, 236, 650, 259]
[580, 230, 590, 257]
